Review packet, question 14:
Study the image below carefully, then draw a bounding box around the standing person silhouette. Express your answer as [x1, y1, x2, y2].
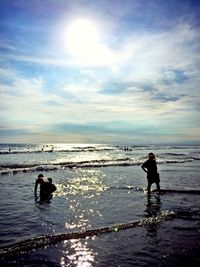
[141, 153, 160, 196]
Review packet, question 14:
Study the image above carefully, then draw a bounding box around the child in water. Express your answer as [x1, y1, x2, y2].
[141, 153, 160, 196]
[34, 174, 56, 202]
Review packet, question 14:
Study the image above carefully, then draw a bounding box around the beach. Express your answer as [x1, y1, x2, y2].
[0, 144, 200, 266]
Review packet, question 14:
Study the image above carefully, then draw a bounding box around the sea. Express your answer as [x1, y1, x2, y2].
[0, 143, 199, 267]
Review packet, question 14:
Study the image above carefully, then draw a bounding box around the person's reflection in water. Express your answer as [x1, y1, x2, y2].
[146, 194, 161, 216]
[145, 194, 162, 236]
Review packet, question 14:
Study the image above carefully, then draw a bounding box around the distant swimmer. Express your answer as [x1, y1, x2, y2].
[34, 174, 56, 203]
[141, 152, 160, 196]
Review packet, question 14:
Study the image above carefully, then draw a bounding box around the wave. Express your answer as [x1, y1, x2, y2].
[158, 189, 200, 195]
[0, 210, 175, 258]
[1, 156, 199, 175]
[0, 146, 115, 155]
[175, 209, 200, 220]
[108, 186, 145, 192]
[0, 159, 128, 170]
[108, 187, 200, 195]
[123, 145, 200, 151]
[159, 152, 188, 156]
[158, 152, 200, 161]
[1, 144, 200, 156]
[0, 158, 139, 175]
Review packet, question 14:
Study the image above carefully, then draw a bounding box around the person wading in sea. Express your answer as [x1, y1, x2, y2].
[34, 173, 56, 203]
[141, 152, 160, 196]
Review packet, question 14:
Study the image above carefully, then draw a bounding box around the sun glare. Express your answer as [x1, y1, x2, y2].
[64, 17, 124, 66]
[64, 18, 118, 65]
[65, 18, 102, 63]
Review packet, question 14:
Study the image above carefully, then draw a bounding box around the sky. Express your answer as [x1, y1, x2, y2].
[0, 0, 200, 144]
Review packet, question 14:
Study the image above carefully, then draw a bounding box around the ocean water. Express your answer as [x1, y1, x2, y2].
[0, 143, 199, 266]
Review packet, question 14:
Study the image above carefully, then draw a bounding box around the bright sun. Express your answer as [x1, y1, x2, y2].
[65, 18, 104, 64]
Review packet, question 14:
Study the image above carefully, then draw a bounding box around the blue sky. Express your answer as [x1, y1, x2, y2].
[0, 0, 200, 144]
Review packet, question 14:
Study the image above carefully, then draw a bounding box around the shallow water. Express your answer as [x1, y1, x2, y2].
[0, 144, 200, 266]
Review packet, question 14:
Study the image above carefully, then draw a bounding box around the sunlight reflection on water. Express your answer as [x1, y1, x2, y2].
[54, 169, 107, 197]
[61, 239, 97, 267]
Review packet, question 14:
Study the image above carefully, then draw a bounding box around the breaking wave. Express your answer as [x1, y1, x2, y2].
[0, 146, 115, 155]
[0, 158, 138, 175]
[1, 156, 199, 175]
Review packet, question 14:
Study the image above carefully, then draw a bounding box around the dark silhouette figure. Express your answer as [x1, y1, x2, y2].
[45, 178, 57, 200]
[34, 174, 56, 203]
[141, 152, 160, 196]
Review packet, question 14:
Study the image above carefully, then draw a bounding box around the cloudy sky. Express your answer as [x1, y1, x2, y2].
[0, 0, 200, 144]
